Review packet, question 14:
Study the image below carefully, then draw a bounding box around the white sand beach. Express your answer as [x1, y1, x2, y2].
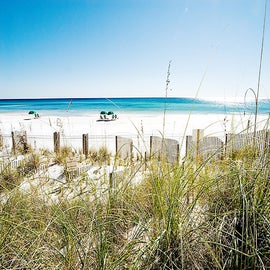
[0, 112, 269, 157]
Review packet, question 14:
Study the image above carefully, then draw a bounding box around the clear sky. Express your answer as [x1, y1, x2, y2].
[0, 0, 269, 99]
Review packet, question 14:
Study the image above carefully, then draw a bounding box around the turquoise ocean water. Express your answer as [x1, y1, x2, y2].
[0, 97, 269, 116]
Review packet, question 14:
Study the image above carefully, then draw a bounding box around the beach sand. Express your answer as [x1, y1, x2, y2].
[0, 111, 269, 204]
[0, 112, 268, 157]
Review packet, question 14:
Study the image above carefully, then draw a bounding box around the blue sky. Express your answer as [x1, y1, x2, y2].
[0, 0, 269, 99]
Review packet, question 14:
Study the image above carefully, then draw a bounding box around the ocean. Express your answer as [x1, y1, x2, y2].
[0, 97, 269, 116]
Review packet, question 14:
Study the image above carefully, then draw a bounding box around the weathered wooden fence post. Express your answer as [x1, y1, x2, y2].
[150, 136, 153, 159]
[115, 136, 118, 158]
[82, 133, 89, 158]
[109, 172, 115, 189]
[176, 143, 180, 162]
[192, 129, 204, 163]
[144, 151, 147, 171]
[224, 133, 227, 157]
[53, 132, 60, 153]
[11, 131, 16, 155]
[185, 135, 192, 158]
[247, 120, 251, 131]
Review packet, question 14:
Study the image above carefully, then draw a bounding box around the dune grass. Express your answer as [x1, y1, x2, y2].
[0, 135, 269, 269]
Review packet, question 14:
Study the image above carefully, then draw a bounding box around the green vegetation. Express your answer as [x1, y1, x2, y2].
[0, 140, 269, 269]
[0, 166, 20, 192]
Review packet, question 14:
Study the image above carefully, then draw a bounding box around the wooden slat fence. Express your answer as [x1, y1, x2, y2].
[186, 128, 270, 161]
[115, 136, 133, 160]
[185, 133, 223, 160]
[226, 129, 270, 153]
[12, 130, 28, 154]
[200, 136, 224, 160]
[0, 158, 24, 172]
[150, 136, 179, 163]
[0, 156, 47, 174]
[1, 128, 270, 171]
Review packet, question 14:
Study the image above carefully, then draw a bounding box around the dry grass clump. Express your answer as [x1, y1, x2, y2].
[89, 146, 111, 164]
[54, 146, 74, 165]
[17, 153, 41, 176]
[0, 167, 20, 192]
[0, 153, 38, 192]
